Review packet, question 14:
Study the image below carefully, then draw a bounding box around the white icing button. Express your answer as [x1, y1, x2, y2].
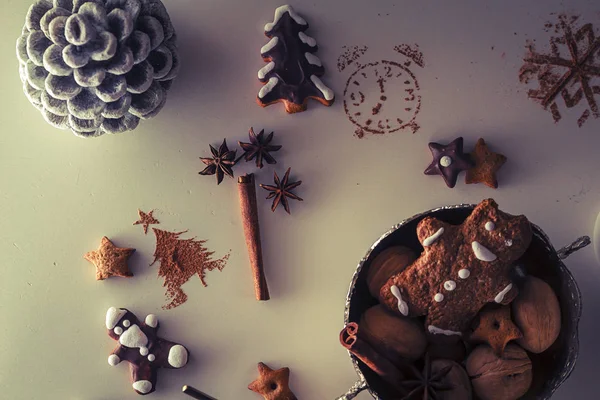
[145, 314, 158, 328]
[439, 156, 453, 167]
[140, 347, 149, 356]
[147, 354, 156, 362]
[505, 239, 513, 247]
[108, 354, 120, 366]
[458, 269, 470, 279]
[114, 327, 123, 335]
[132, 380, 153, 394]
[168, 345, 188, 368]
[122, 320, 130, 327]
[444, 280, 457, 291]
[485, 221, 496, 231]
[434, 293, 444, 302]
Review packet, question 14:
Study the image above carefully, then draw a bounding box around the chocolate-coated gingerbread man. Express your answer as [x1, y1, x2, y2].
[379, 199, 532, 337]
[106, 307, 189, 395]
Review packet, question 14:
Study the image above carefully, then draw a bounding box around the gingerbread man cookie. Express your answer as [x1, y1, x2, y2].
[105, 307, 189, 395]
[379, 199, 532, 337]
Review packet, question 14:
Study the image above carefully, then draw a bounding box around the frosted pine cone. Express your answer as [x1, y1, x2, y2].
[17, 0, 179, 138]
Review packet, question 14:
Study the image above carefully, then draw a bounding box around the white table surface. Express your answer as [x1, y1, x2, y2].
[1, 0, 600, 399]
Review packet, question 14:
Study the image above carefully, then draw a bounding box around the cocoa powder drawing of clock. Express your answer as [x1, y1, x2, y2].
[340, 44, 425, 138]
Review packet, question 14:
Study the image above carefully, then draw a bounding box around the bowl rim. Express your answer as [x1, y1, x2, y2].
[342, 203, 583, 400]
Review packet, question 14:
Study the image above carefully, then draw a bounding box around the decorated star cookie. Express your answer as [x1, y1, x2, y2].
[424, 137, 473, 188]
[84, 237, 135, 280]
[379, 199, 532, 337]
[248, 362, 298, 400]
[465, 138, 507, 189]
[469, 305, 523, 356]
[106, 307, 189, 395]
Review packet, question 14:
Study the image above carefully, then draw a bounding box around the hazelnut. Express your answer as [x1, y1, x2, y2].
[512, 276, 561, 353]
[359, 305, 426, 362]
[466, 344, 532, 400]
[366, 246, 416, 298]
[431, 359, 472, 400]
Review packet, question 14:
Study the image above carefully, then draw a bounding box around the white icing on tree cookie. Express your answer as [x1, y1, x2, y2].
[264, 5, 307, 32]
[260, 37, 278, 55]
[258, 77, 279, 99]
[298, 31, 316, 47]
[304, 52, 322, 66]
[310, 75, 334, 100]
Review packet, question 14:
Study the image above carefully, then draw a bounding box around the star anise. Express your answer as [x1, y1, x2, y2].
[400, 354, 453, 400]
[199, 139, 237, 185]
[238, 127, 282, 169]
[260, 168, 303, 214]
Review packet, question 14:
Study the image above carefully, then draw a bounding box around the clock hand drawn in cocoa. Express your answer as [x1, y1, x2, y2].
[342, 44, 424, 138]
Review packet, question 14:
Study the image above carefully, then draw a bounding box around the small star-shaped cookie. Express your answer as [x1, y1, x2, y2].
[424, 137, 473, 188]
[248, 362, 297, 400]
[84, 237, 135, 280]
[465, 138, 507, 189]
[469, 305, 523, 356]
[133, 209, 160, 234]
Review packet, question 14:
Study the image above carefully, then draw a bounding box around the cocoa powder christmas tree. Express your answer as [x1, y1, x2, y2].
[257, 5, 335, 113]
[151, 228, 229, 310]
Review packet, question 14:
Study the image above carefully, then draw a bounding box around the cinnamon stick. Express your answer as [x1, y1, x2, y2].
[339, 322, 405, 389]
[238, 174, 270, 301]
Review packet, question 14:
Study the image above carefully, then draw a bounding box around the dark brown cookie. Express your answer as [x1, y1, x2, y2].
[106, 307, 189, 395]
[257, 5, 334, 113]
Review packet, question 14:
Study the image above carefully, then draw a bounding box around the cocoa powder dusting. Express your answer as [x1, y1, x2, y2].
[151, 228, 229, 309]
[337, 45, 368, 72]
[519, 13, 600, 127]
[394, 44, 425, 68]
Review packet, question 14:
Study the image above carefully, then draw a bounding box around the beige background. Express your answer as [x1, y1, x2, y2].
[2, 0, 600, 399]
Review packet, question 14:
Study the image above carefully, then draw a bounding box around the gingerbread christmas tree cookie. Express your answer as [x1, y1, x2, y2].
[257, 5, 334, 113]
[379, 199, 533, 336]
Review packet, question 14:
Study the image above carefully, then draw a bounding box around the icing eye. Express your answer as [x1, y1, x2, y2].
[114, 327, 123, 335]
[122, 320, 131, 327]
[485, 221, 495, 231]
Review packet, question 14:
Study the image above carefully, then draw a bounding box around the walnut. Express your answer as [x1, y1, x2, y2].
[466, 344, 532, 400]
[359, 305, 426, 362]
[366, 246, 416, 298]
[512, 276, 561, 353]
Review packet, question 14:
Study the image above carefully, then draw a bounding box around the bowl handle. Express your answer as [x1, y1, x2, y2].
[335, 379, 368, 400]
[557, 236, 591, 260]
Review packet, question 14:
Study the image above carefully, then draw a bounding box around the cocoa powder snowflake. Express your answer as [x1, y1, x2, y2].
[519, 14, 600, 127]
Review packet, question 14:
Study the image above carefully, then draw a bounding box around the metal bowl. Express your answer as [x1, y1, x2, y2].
[337, 204, 590, 400]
